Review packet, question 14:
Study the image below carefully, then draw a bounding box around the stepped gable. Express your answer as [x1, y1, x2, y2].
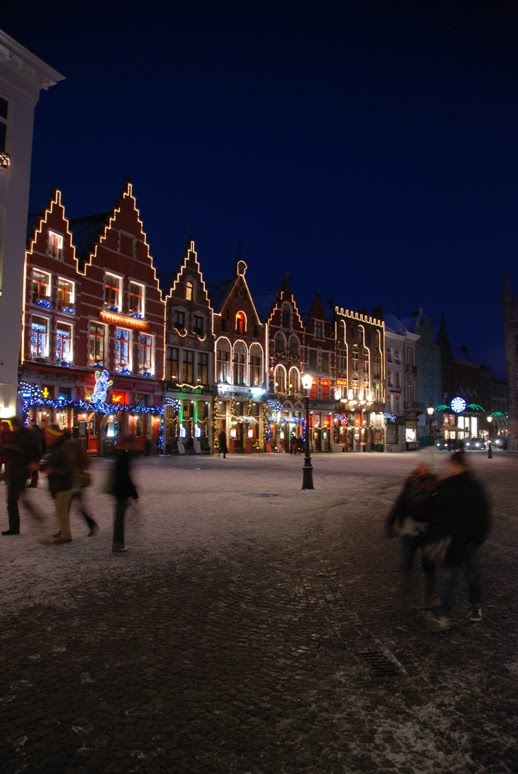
[166, 238, 212, 310]
[264, 274, 305, 330]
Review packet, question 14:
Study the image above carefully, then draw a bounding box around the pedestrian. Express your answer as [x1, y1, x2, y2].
[111, 434, 139, 553]
[1, 417, 42, 535]
[218, 429, 228, 459]
[0, 420, 11, 482]
[420, 450, 491, 630]
[385, 461, 439, 610]
[63, 430, 98, 536]
[43, 424, 77, 544]
[28, 422, 45, 487]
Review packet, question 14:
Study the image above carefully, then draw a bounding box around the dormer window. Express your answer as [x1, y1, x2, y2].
[48, 231, 63, 260]
[235, 311, 247, 334]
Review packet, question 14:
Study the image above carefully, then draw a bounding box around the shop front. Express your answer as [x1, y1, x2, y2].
[215, 385, 266, 453]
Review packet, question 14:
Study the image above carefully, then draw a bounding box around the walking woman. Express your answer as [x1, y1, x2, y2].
[111, 434, 139, 553]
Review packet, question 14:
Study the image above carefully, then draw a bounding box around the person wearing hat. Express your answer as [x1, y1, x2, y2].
[43, 424, 77, 544]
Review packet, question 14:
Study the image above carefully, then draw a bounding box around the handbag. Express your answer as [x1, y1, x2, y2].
[422, 536, 451, 562]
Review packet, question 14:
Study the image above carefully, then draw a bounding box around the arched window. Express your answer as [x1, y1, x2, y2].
[235, 311, 247, 334]
[274, 365, 287, 394]
[274, 332, 286, 356]
[216, 339, 231, 383]
[185, 281, 193, 301]
[289, 368, 300, 395]
[339, 320, 346, 343]
[233, 341, 247, 385]
[250, 343, 263, 386]
[288, 335, 300, 357]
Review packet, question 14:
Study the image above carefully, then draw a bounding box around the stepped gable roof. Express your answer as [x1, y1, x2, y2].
[206, 279, 234, 312]
[306, 292, 329, 323]
[384, 313, 410, 335]
[253, 291, 278, 323]
[69, 212, 109, 263]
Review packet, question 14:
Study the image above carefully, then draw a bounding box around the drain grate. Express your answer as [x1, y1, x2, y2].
[360, 649, 408, 679]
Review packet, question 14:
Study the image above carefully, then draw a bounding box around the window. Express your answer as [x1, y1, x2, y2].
[56, 322, 73, 363]
[115, 328, 131, 372]
[138, 333, 153, 374]
[337, 346, 346, 373]
[129, 282, 144, 316]
[250, 344, 263, 386]
[32, 269, 51, 304]
[193, 314, 204, 336]
[288, 335, 300, 357]
[235, 311, 247, 334]
[386, 347, 393, 363]
[363, 353, 369, 373]
[274, 332, 286, 356]
[308, 349, 318, 370]
[314, 320, 324, 339]
[30, 316, 49, 358]
[0, 97, 7, 154]
[394, 348, 401, 365]
[289, 368, 300, 394]
[352, 350, 359, 372]
[166, 346, 179, 381]
[233, 344, 246, 385]
[182, 350, 195, 383]
[274, 366, 286, 393]
[321, 379, 330, 400]
[88, 322, 106, 365]
[216, 344, 230, 382]
[48, 231, 63, 260]
[321, 352, 330, 373]
[185, 281, 193, 301]
[173, 309, 186, 330]
[197, 352, 209, 384]
[57, 278, 75, 313]
[374, 352, 381, 379]
[104, 273, 122, 310]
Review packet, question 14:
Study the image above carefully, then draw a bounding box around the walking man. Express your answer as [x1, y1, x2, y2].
[1, 417, 41, 535]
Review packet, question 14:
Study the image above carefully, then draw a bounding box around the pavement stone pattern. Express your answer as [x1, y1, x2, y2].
[0, 451, 516, 773]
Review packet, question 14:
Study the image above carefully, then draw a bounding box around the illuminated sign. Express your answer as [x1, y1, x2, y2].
[336, 378, 348, 386]
[90, 370, 113, 403]
[450, 396, 467, 414]
[100, 309, 150, 331]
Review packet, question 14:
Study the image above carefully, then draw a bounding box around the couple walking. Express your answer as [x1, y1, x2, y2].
[386, 450, 491, 630]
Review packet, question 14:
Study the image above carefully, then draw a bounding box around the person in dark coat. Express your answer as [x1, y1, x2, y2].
[44, 424, 77, 543]
[420, 450, 491, 629]
[1, 417, 42, 535]
[218, 430, 228, 459]
[385, 462, 439, 609]
[111, 434, 139, 553]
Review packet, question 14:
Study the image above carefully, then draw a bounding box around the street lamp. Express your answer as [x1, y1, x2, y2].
[301, 372, 314, 490]
[487, 415, 493, 459]
[426, 405, 434, 447]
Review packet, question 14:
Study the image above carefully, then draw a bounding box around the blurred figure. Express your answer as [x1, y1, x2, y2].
[43, 424, 77, 544]
[111, 434, 139, 553]
[28, 422, 45, 487]
[218, 429, 228, 459]
[61, 430, 98, 537]
[420, 450, 491, 630]
[385, 461, 439, 609]
[1, 417, 42, 535]
[0, 420, 11, 482]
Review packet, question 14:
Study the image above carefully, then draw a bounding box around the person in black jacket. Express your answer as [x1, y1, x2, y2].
[111, 434, 139, 553]
[422, 450, 491, 630]
[385, 462, 439, 609]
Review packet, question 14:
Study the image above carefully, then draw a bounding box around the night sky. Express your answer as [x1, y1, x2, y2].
[3, 1, 518, 378]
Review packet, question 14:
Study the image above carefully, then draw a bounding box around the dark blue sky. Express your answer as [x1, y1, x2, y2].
[3, 1, 518, 378]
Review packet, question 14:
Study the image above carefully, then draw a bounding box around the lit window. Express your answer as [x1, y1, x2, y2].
[185, 281, 193, 301]
[129, 281, 144, 316]
[57, 278, 75, 313]
[115, 328, 131, 372]
[56, 322, 73, 363]
[138, 333, 153, 374]
[104, 273, 122, 310]
[235, 311, 246, 334]
[48, 231, 64, 260]
[89, 322, 106, 365]
[30, 316, 49, 358]
[32, 269, 51, 305]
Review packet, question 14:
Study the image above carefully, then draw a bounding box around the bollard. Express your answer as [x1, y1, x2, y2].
[488, 442, 493, 459]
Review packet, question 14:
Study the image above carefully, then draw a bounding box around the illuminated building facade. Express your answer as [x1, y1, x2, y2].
[163, 240, 215, 453]
[20, 182, 165, 452]
[210, 260, 267, 453]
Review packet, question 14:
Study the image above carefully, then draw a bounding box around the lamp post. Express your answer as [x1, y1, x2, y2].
[301, 372, 314, 490]
[487, 415, 493, 458]
[426, 405, 434, 447]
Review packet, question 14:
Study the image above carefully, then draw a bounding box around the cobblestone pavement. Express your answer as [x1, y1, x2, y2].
[0, 451, 517, 773]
